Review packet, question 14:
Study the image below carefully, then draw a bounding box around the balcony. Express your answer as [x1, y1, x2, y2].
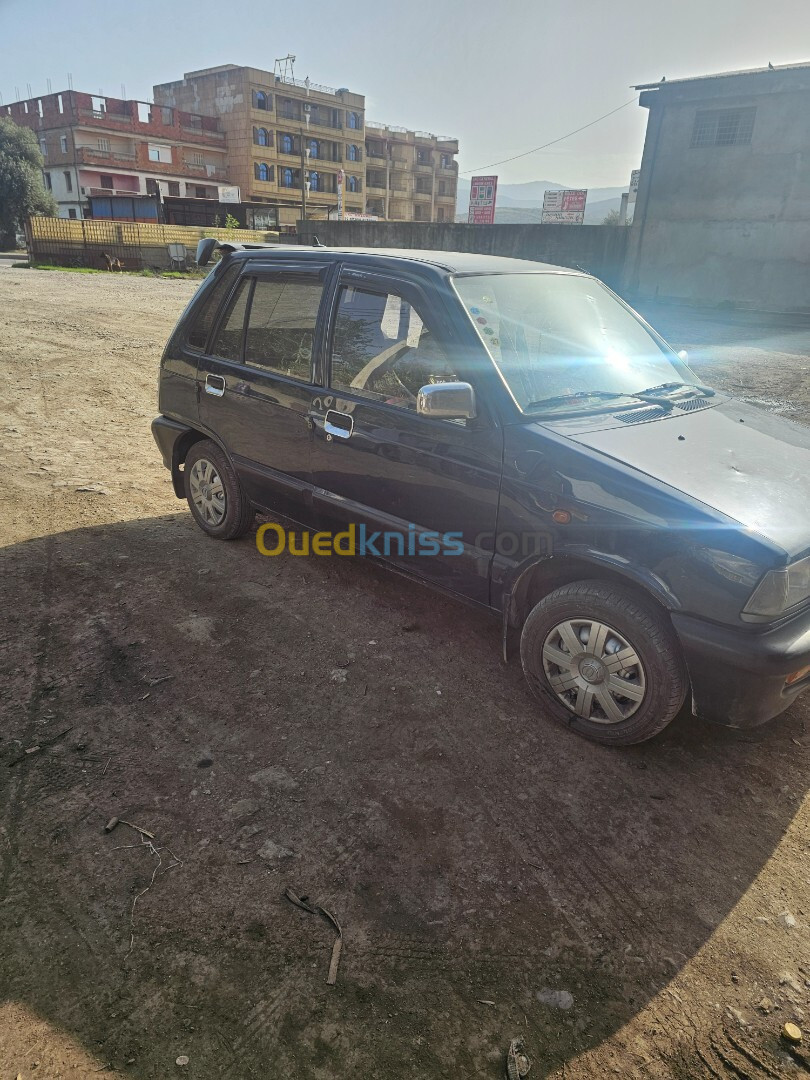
[183, 161, 229, 178]
[76, 145, 137, 164]
[415, 161, 434, 173]
[437, 137, 459, 153]
[366, 183, 387, 196]
[181, 124, 225, 142]
[82, 185, 141, 197]
[437, 162, 458, 175]
[414, 189, 433, 201]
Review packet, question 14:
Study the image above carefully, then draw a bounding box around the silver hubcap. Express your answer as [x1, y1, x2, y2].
[542, 618, 646, 725]
[189, 458, 226, 526]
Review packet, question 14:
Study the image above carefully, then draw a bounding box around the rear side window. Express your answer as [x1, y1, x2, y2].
[210, 278, 252, 361]
[244, 275, 324, 381]
[185, 264, 239, 350]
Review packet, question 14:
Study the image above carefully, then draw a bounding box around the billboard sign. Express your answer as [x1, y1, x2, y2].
[217, 185, 241, 204]
[542, 188, 587, 223]
[337, 168, 345, 220]
[630, 169, 640, 194]
[468, 175, 498, 224]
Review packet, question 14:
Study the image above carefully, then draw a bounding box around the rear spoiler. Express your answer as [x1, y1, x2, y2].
[196, 235, 326, 266]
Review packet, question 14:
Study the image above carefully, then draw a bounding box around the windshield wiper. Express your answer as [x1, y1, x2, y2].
[526, 390, 672, 413]
[636, 381, 715, 398]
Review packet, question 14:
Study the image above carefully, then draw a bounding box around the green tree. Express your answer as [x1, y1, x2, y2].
[224, 213, 240, 231]
[602, 208, 633, 226]
[0, 117, 57, 248]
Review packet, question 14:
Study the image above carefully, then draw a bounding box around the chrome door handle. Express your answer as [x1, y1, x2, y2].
[324, 410, 353, 440]
[205, 374, 225, 397]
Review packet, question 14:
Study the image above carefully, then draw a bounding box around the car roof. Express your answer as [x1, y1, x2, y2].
[229, 244, 580, 276]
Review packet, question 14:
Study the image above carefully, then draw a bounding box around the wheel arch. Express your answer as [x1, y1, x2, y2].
[171, 428, 231, 499]
[501, 553, 680, 661]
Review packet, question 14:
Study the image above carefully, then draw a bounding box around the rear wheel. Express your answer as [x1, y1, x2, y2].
[183, 440, 254, 540]
[520, 580, 688, 746]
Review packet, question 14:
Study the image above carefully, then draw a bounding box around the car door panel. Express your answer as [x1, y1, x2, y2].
[196, 264, 329, 524]
[309, 270, 502, 606]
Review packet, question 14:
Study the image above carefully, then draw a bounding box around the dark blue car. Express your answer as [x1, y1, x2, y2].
[152, 242, 810, 745]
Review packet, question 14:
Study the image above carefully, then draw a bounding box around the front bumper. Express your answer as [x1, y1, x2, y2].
[672, 606, 810, 728]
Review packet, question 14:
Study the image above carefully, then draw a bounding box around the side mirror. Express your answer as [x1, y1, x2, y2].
[677, 349, 689, 363]
[417, 381, 476, 420]
[196, 237, 218, 266]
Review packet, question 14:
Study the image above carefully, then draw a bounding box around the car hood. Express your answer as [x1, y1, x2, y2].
[561, 399, 810, 558]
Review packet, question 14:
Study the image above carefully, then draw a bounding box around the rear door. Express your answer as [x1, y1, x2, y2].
[308, 268, 503, 605]
[196, 261, 331, 523]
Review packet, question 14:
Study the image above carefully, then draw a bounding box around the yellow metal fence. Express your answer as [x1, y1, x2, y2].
[27, 216, 280, 270]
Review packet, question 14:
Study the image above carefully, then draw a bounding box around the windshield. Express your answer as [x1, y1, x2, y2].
[453, 272, 703, 414]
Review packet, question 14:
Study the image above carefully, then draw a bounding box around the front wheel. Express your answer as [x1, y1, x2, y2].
[520, 580, 688, 746]
[183, 439, 254, 540]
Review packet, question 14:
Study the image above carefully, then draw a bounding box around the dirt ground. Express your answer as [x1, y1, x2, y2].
[1, 266, 810, 1080]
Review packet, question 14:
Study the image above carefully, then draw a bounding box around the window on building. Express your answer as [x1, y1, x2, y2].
[68, 208, 77, 219]
[254, 127, 269, 146]
[57, 94, 64, 114]
[253, 90, 270, 111]
[437, 208, 445, 222]
[146, 178, 160, 196]
[245, 275, 325, 380]
[347, 175, 358, 192]
[348, 112, 360, 129]
[309, 170, 320, 191]
[347, 143, 358, 161]
[60, 134, 68, 153]
[438, 180, 446, 195]
[211, 278, 252, 362]
[99, 174, 113, 189]
[43, 172, 52, 191]
[168, 181, 180, 196]
[148, 143, 172, 162]
[255, 162, 273, 182]
[309, 139, 319, 159]
[190, 152, 204, 166]
[330, 285, 457, 412]
[281, 167, 296, 188]
[39, 137, 47, 157]
[416, 179, 431, 194]
[440, 154, 451, 168]
[280, 133, 294, 154]
[690, 107, 756, 148]
[63, 170, 73, 192]
[194, 185, 207, 199]
[98, 137, 111, 152]
[417, 149, 431, 164]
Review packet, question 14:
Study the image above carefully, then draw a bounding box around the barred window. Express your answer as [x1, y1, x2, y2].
[691, 107, 755, 148]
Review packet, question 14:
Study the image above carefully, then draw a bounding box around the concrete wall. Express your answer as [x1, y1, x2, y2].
[297, 221, 630, 290]
[626, 68, 810, 312]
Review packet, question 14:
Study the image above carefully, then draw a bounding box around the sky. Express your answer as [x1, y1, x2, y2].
[2, 0, 809, 190]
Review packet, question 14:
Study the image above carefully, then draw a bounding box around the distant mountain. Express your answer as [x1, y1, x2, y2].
[456, 177, 627, 223]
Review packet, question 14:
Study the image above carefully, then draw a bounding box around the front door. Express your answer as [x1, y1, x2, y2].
[196, 261, 330, 523]
[308, 269, 502, 605]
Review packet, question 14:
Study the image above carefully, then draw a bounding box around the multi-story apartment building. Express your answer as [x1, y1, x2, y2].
[3, 90, 231, 220]
[153, 65, 367, 228]
[364, 124, 459, 222]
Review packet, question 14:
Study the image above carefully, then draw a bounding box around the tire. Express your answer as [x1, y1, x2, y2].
[520, 579, 688, 746]
[183, 439, 254, 540]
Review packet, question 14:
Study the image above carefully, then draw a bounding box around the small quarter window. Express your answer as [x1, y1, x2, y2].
[245, 275, 325, 380]
[211, 278, 252, 361]
[185, 264, 240, 351]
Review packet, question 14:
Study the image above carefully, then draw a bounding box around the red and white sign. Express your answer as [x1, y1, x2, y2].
[542, 188, 587, 223]
[468, 175, 498, 224]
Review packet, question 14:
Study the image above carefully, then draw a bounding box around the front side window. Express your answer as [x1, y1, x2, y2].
[309, 170, 320, 191]
[245, 276, 324, 380]
[331, 285, 457, 411]
[347, 175, 357, 192]
[282, 167, 295, 188]
[255, 162, 271, 182]
[348, 112, 358, 129]
[210, 278, 252, 361]
[453, 273, 698, 414]
[309, 139, 319, 159]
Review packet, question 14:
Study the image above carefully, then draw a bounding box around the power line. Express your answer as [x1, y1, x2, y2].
[460, 96, 639, 176]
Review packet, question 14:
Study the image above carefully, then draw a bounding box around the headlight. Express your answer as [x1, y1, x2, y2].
[743, 555, 810, 618]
